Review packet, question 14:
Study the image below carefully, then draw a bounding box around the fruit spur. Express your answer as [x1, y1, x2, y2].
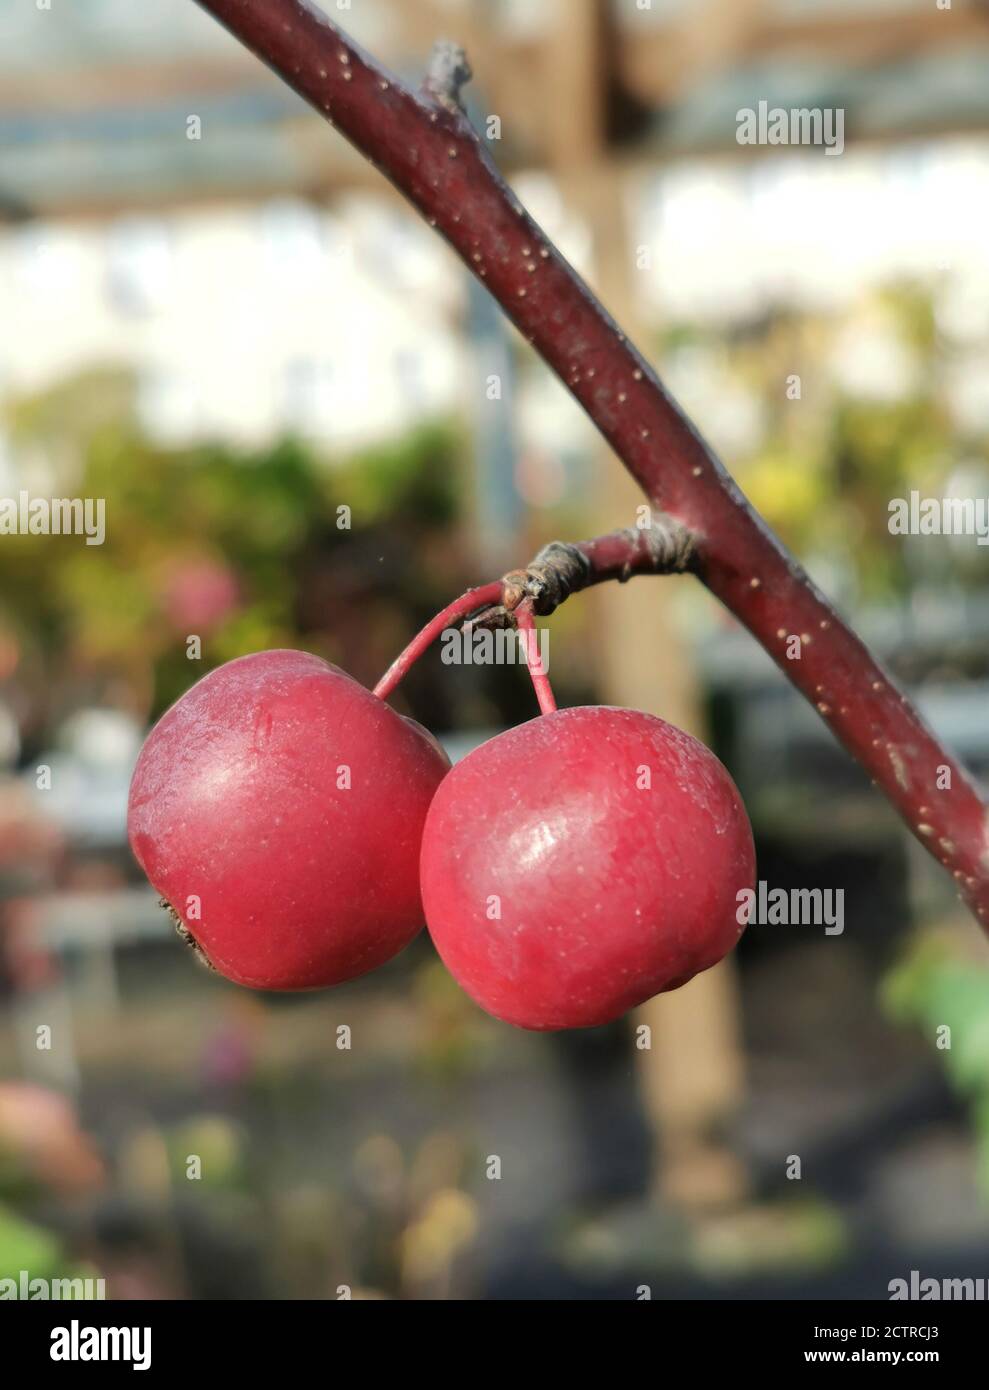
[128, 564, 754, 1029]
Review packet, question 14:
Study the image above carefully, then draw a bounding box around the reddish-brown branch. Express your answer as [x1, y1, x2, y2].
[195, 0, 989, 928]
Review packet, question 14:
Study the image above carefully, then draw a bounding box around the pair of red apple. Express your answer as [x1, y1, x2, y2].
[127, 650, 754, 1030]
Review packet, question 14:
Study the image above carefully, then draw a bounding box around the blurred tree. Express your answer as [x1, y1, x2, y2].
[660, 282, 989, 602]
[884, 935, 989, 1201]
[1, 370, 465, 735]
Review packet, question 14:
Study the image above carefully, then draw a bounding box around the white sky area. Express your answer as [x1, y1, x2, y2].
[637, 139, 989, 321]
[0, 134, 986, 476]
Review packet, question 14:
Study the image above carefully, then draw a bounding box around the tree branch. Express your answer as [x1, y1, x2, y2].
[194, 0, 989, 928]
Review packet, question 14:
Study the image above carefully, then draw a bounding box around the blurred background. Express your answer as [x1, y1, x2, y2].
[2, 0, 989, 1301]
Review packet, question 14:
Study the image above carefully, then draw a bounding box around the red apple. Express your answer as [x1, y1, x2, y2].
[128, 650, 448, 989]
[420, 705, 754, 1030]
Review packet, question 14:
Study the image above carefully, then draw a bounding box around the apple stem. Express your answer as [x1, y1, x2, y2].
[514, 601, 558, 716]
[373, 530, 676, 706]
[373, 582, 503, 702]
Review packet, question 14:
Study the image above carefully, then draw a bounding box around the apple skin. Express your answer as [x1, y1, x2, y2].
[402, 716, 452, 772]
[420, 706, 755, 1031]
[128, 649, 449, 990]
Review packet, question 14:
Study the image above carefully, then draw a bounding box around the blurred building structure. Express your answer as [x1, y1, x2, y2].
[2, 0, 988, 458]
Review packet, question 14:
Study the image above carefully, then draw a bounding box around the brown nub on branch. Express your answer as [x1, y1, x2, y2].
[423, 40, 472, 111]
[519, 541, 592, 614]
[502, 543, 592, 617]
[493, 518, 696, 621]
[596, 520, 697, 581]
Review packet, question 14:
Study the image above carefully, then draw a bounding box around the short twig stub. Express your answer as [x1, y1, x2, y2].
[424, 40, 472, 111]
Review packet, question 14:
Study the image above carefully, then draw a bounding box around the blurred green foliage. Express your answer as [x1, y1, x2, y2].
[883, 937, 989, 1197]
[660, 281, 989, 600]
[1, 369, 463, 726]
[0, 1205, 92, 1292]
